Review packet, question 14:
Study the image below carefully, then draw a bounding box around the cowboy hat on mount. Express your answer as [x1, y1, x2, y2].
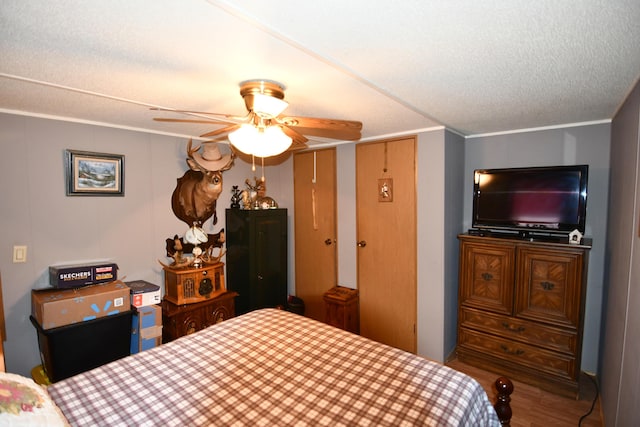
[189, 141, 234, 171]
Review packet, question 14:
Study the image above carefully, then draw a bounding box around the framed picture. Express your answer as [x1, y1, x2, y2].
[378, 178, 393, 202]
[65, 150, 124, 196]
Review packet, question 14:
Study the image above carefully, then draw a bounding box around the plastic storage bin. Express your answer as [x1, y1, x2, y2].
[30, 310, 132, 382]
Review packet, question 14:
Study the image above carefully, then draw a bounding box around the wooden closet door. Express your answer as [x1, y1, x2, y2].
[356, 137, 417, 352]
[294, 149, 337, 321]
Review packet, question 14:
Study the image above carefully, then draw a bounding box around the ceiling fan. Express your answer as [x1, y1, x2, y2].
[152, 80, 363, 157]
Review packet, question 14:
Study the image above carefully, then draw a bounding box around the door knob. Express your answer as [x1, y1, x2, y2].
[324, 238, 333, 245]
[357, 240, 367, 247]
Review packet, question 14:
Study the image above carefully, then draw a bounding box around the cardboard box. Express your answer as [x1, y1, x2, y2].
[49, 262, 118, 288]
[130, 305, 162, 354]
[32, 281, 131, 329]
[126, 280, 161, 308]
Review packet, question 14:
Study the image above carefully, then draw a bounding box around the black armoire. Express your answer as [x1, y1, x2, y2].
[225, 208, 287, 314]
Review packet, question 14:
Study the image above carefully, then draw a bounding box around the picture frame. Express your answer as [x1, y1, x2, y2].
[65, 149, 124, 196]
[378, 178, 393, 202]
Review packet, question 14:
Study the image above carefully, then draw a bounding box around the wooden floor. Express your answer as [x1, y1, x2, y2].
[446, 358, 603, 427]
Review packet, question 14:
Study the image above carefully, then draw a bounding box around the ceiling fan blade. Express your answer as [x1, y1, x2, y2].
[279, 116, 362, 141]
[153, 117, 233, 125]
[288, 139, 308, 151]
[200, 124, 239, 138]
[280, 125, 309, 145]
[279, 125, 309, 152]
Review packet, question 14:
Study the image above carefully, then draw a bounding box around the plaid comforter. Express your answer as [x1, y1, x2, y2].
[48, 309, 500, 426]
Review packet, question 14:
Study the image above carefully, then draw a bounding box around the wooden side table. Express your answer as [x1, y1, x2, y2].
[161, 291, 237, 343]
[323, 286, 359, 334]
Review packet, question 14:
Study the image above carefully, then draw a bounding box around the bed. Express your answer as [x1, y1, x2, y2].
[37, 308, 511, 426]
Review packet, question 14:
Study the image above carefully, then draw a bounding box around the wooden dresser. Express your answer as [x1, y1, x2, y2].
[161, 291, 237, 342]
[456, 233, 590, 397]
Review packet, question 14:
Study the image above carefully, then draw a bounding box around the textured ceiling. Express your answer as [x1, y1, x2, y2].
[1, 0, 639, 147]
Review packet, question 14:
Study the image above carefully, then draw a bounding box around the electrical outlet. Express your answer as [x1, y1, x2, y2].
[13, 245, 27, 263]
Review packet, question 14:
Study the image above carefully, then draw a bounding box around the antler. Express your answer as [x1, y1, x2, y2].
[186, 138, 201, 161]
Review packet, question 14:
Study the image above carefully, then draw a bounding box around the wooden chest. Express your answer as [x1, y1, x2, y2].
[323, 286, 359, 334]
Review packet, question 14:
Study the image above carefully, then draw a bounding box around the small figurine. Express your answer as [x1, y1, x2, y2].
[230, 185, 242, 209]
[242, 177, 266, 209]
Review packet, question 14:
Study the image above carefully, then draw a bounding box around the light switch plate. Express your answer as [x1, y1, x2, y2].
[13, 245, 27, 263]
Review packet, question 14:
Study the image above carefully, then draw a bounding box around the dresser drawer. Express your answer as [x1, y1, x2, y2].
[459, 307, 577, 355]
[458, 328, 577, 381]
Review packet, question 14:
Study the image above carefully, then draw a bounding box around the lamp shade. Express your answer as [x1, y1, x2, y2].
[252, 93, 289, 117]
[229, 124, 292, 157]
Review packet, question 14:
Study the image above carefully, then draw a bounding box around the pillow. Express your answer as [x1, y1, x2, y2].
[0, 372, 69, 426]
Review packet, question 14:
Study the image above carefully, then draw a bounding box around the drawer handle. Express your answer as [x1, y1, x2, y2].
[500, 344, 524, 356]
[481, 272, 493, 281]
[540, 281, 555, 291]
[502, 322, 525, 333]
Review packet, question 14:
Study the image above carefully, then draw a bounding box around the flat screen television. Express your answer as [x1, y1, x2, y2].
[472, 165, 588, 237]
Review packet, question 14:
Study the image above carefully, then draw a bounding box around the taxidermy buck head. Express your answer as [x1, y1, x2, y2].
[171, 140, 234, 227]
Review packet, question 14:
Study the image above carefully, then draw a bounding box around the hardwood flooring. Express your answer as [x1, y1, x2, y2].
[446, 358, 603, 427]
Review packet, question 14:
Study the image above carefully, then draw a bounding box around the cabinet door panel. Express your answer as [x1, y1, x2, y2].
[226, 209, 288, 314]
[515, 247, 584, 328]
[253, 214, 288, 309]
[177, 310, 206, 336]
[459, 240, 514, 315]
[206, 301, 234, 325]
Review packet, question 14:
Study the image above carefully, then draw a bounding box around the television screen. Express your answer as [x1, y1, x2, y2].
[472, 165, 588, 235]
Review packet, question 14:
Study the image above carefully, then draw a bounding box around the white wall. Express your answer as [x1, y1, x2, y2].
[463, 123, 611, 374]
[0, 113, 290, 376]
[416, 130, 447, 360]
[336, 144, 357, 289]
[0, 111, 611, 378]
[601, 78, 640, 426]
[443, 131, 466, 356]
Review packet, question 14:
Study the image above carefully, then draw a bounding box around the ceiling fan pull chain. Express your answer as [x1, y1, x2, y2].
[261, 157, 265, 182]
[312, 151, 318, 230]
[312, 151, 317, 184]
[312, 187, 318, 231]
[251, 154, 256, 172]
[383, 142, 388, 174]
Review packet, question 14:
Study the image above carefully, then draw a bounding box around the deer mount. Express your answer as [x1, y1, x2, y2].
[162, 140, 234, 270]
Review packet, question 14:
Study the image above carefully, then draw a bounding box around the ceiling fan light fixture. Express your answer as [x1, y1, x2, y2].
[252, 93, 289, 117]
[229, 124, 292, 158]
[228, 124, 258, 154]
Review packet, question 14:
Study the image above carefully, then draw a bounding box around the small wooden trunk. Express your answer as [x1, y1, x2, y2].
[323, 286, 359, 334]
